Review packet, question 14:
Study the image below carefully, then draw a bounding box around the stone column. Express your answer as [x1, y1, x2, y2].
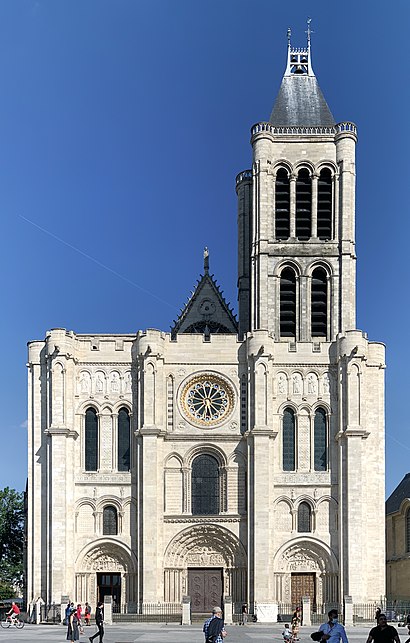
[311, 174, 318, 238]
[344, 596, 353, 627]
[224, 596, 233, 625]
[140, 426, 163, 601]
[290, 175, 296, 237]
[182, 596, 191, 625]
[104, 595, 113, 625]
[302, 596, 311, 626]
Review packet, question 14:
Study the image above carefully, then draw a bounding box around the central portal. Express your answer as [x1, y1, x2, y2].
[188, 568, 223, 613]
[291, 572, 316, 606]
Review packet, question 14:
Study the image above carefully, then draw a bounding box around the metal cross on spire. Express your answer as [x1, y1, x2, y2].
[287, 27, 292, 46]
[305, 17, 313, 45]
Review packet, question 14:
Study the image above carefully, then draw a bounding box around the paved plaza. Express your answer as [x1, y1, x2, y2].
[0, 623, 407, 643]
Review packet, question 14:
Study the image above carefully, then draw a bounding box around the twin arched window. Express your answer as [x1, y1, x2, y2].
[282, 407, 328, 472]
[275, 167, 333, 241]
[191, 454, 220, 515]
[84, 407, 131, 472]
[279, 266, 328, 339]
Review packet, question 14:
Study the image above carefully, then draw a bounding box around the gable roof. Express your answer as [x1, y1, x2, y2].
[386, 473, 410, 515]
[171, 252, 238, 339]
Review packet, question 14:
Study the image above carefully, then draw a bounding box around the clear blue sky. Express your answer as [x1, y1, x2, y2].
[0, 0, 408, 497]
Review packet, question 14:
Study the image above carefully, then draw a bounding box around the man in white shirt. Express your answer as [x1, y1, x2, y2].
[319, 609, 349, 643]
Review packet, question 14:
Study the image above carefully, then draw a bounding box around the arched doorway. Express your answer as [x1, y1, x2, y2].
[163, 524, 247, 611]
[273, 539, 339, 606]
[76, 539, 137, 613]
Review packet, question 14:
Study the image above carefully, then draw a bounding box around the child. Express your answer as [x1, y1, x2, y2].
[283, 624, 293, 642]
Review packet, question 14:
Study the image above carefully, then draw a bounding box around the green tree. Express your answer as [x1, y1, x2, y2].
[0, 487, 24, 595]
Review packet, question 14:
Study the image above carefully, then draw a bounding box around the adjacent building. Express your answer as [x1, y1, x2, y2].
[26, 32, 386, 620]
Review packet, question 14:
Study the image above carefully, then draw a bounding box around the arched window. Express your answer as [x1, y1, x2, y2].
[296, 168, 312, 240]
[311, 267, 328, 337]
[317, 168, 332, 240]
[85, 408, 98, 471]
[280, 268, 297, 338]
[406, 509, 410, 553]
[275, 168, 290, 240]
[282, 408, 296, 471]
[118, 408, 130, 472]
[192, 454, 219, 515]
[298, 502, 312, 532]
[314, 407, 327, 471]
[103, 505, 118, 535]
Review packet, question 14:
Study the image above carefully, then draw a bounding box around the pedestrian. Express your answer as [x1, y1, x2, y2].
[84, 601, 92, 626]
[240, 603, 248, 626]
[375, 607, 382, 621]
[76, 603, 84, 634]
[283, 623, 293, 642]
[89, 600, 104, 643]
[203, 606, 227, 643]
[291, 608, 301, 642]
[367, 614, 400, 643]
[66, 606, 80, 643]
[319, 609, 348, 643]
[64, 601, 71, 626]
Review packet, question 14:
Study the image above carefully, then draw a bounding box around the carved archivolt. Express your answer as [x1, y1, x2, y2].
[164, 524, 246, 569]
[275, 538, 338, 574]
[76, 539, 137, 574]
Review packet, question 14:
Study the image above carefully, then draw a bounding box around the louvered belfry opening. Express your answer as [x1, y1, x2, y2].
[296, 168, 312, 240]
[317, 168, 332, 240]
[275, 168, 290, 239]
[311, 267, 327, 337]
[280, 268, 297, 338]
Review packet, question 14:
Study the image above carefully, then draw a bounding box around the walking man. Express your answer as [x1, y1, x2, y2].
[319, 609, 349, 643]
[89, 600, 104, 643]
[366, 614, 400, 643]
[203, 606, 226, 643]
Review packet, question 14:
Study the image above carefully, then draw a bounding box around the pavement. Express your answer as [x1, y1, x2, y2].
[0, 623, 407, 643]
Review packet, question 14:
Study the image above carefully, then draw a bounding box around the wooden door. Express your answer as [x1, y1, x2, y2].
[291, 572, 316, 606]
[188, 568, 223, 613]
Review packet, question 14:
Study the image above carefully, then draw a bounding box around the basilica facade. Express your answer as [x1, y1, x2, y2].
[26, 36, 386, 620]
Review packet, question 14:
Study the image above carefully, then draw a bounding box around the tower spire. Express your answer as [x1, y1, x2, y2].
[204, 246, 209, 273]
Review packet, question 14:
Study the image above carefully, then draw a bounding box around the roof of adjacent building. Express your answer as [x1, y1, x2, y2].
[386, 473, 410, 515]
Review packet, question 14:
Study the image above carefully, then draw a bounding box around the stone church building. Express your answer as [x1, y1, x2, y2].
[26, 34, 386, 621]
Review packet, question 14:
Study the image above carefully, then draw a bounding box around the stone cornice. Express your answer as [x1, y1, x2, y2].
[164, 433, 245, 442]
[75, 473, 132, 484]
[44, 426, 79, 438]
[164, 515, 243, 524]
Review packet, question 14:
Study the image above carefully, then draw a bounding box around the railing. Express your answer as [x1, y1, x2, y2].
[235, 169, 252, 186]
[353, 602, 410, 624]
[112, 602, 181, 623]
[278, 602, 297, 622]
[250, 122, 357, 138]
[40, 602, 61, 624]
[311, 603, 343, 625]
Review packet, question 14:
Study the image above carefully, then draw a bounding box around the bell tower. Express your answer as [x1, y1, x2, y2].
[237, 23, 357, 341]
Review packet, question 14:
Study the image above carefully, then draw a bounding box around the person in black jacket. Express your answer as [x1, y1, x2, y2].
[89, 601, 104, 643]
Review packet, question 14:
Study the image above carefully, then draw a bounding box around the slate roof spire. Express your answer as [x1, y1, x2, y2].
[269, 20, 335, 127]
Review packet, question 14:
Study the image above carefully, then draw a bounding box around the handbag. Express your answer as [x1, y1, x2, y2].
[311, 632, 324, 641]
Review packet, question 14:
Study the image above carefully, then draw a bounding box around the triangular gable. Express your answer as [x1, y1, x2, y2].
[171, 252, 238, 339]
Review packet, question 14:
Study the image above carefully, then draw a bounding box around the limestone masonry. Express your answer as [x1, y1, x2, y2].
[26, 33, 386, 621]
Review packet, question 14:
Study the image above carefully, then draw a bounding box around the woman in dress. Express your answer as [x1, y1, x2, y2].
[291, 607, 301, 642]
[66, 607, 80, 643]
